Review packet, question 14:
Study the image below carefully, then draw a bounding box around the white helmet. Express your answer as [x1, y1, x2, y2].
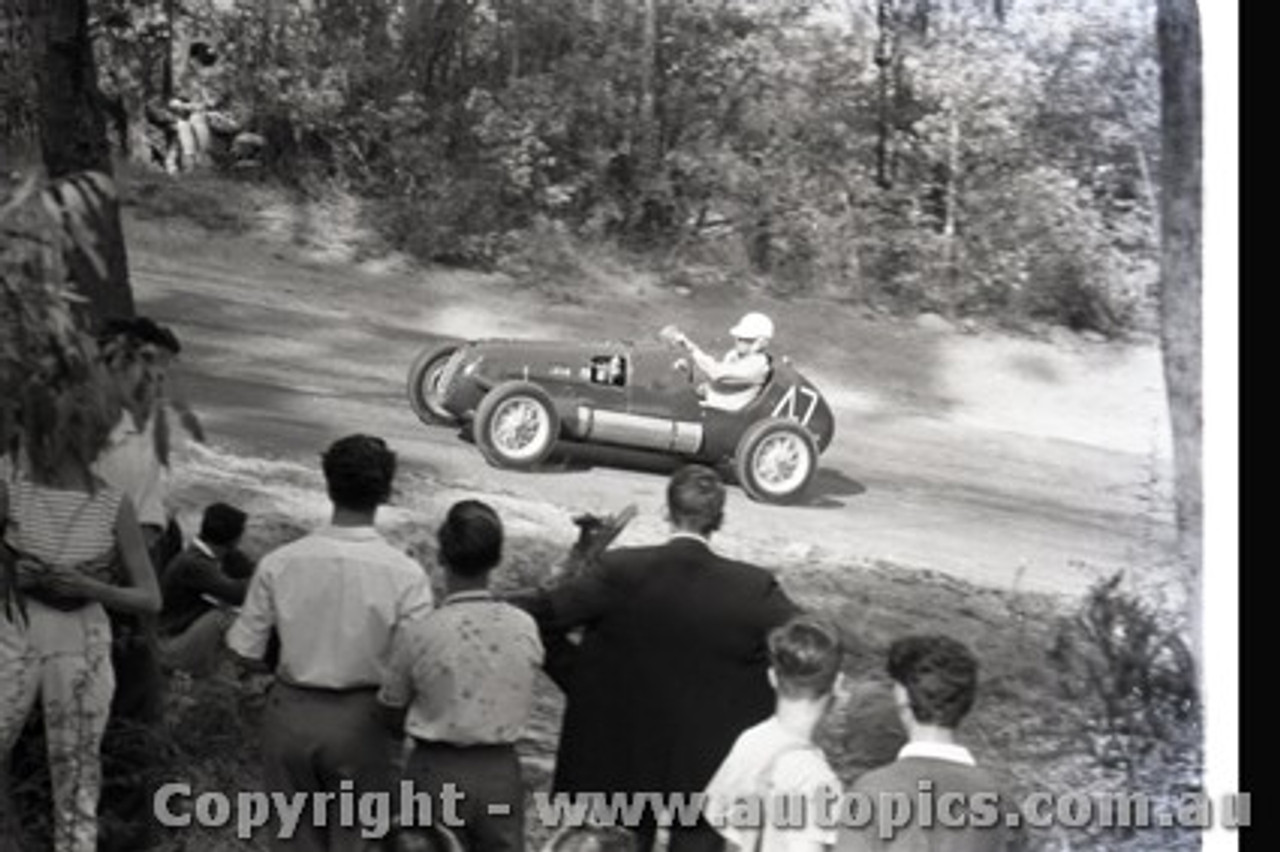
[730, 312, 774, 341]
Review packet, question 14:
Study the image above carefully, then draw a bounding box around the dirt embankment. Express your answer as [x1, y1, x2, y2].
[124, 184, 1177, 600]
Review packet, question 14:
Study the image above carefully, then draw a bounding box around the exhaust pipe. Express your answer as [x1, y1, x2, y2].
[572, 407, 703, 455]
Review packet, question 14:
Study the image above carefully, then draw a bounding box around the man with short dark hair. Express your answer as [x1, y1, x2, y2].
[835, 635, 1027, 852]
[517, 464, 799, 852]
[379, 500, 544, 852]
[228, 435, 434, 852]
[158, 502, 251, 676]
[93, 314, 202, 852]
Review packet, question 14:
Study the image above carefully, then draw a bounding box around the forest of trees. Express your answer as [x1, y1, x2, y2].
[3, 0, 1167, 336]
[2, 0, 1205, 597]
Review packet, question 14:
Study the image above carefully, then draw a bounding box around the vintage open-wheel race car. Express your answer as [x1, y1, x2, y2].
[407, 337, 835, 504]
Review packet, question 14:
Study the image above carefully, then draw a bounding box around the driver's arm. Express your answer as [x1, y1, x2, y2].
[686, 345, 768, 386]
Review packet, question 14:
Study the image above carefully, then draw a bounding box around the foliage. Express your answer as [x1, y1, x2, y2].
[0, 172, 120, 479]
[1048, 572, 1200, 794]
[85, 0, 1161, 334]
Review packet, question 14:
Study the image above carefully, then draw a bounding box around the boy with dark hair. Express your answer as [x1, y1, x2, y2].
[158, 502, 251, 676]
[228, 434, 434, 852]
[380, 500, 544, 852]
[704, 615, 846, 852]
[835, 635, 1025, 852]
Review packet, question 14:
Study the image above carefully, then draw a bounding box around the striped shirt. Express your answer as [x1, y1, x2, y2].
[3, 479, 123, 567]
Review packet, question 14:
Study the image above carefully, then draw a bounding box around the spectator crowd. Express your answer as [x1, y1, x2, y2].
[1, 317, 1025, 852]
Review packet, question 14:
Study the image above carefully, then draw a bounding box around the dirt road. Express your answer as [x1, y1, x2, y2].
[127, 215, 1177, 598]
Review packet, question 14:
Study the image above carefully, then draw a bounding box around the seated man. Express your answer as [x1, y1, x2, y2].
[661, 312, 774, 411]
[158, 502, 252, 676]
[170, 41, 249, 172]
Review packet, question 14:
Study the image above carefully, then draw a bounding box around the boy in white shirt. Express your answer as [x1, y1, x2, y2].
[704, 615, 845, 852]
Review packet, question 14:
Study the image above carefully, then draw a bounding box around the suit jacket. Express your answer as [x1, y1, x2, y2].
[160, 544, 250, 638]
[837, 758, 1027, 852]
[534, 536, 799, 798]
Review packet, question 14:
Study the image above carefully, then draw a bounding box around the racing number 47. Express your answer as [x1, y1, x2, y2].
[771, 385, 820, 427]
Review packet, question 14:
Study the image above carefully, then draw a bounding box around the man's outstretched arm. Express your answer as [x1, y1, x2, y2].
[677, 336, 768, 385]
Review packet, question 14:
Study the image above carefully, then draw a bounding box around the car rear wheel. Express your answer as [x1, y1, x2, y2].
[407, 344, 461, 426]
[474, 381, 560, 469]
[734, 418, 819, 504]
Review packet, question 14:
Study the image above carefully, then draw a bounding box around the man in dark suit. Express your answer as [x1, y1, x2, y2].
[519, 465, 799, 852]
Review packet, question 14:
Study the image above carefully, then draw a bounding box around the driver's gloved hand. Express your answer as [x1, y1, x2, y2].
[658, 325, 687, 348]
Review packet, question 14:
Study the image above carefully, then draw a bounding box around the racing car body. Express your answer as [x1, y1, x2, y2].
[407, 338, 834, 503]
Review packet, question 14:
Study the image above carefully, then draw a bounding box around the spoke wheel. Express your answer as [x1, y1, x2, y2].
[474, 381, 560, 469]
[734, 418, 819, 504]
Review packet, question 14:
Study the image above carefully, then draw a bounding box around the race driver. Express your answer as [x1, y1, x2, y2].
[660, 312, 774, 411]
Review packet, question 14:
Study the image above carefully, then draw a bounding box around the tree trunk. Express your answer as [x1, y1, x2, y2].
[508, 0, 521, 83]
[907, 0, 929, 37]
[124, 99, 150, 165]
[874, 0, 896, 189]
[1155, 0, 1202, 656]
[942, 102, 960, 238]
[33, 0, 135, 322]
[637, 0, 660, 182]
[1114, 90, 1161, 248]
[162, 0, 175, 101]
[364, 0, 392, 60]
[1, 0, 42, 163]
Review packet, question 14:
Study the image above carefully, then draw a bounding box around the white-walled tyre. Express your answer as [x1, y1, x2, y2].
[407, 345, 461, 426]
[734, 418, 819, 504]
[473, 381, 560, 469]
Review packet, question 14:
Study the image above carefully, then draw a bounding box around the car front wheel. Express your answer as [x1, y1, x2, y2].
[733, 418, 819, 504]
[473, 381, 560, 469]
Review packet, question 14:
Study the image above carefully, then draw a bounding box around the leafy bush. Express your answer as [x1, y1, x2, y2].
[1049, 572, 1200, 791]
[94, 0, 1159, 333]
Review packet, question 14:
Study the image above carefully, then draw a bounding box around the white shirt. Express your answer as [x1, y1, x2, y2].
[694, 349, 770, 411]
[704, 717, 843, 852]
[896, 741, 977, 766]
[226, 525, 434, 689]
[93, 411, 168, 526]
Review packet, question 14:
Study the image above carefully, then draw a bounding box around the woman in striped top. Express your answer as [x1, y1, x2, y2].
[0, 388, 161, 852]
